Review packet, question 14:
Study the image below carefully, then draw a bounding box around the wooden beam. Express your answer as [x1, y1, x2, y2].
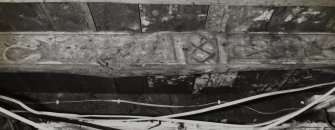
[0, 32, 335, 77]
[0, 3, 54, 31]
[40, 3, 97, 31]
[88, 3, 141, 32]
[1, 0, 335, 7]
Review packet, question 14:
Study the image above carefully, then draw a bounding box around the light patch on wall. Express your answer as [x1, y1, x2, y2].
[253, 9, 274, 21]
[141, 16, 151, 26]
[296, 16, 308, 23]
[302, 8, 320, 15]
[285, 14, 293, 22]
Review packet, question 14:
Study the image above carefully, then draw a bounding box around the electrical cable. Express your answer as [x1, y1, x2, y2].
[5, 105, 303, 128]
[242, 106, 300, 115]
[324, 109, 335, 130]
[0, 94, 158, 120]
[3, 104, 309, 128]
[130, 81, 335, 120]
[30, 99, 218, 108]
[30, 99, 300, 115]
[0, 106, 51, 130]
[315, 96, 335, 110]
[0, 81, 333, 128]
[10, 110, 286, 128]
[260, 85, 335, 130]
[21, 81, 335, 121]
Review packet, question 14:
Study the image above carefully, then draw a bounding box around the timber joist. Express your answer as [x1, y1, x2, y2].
[1, 3, 335, 32]
[0, 32, 334, 77]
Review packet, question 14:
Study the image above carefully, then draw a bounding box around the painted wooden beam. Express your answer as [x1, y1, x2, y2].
[0, 32, 335, 77]
[2, 0, 335, 7]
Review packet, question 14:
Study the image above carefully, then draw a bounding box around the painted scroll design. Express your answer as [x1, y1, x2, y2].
[2, 39, 50, 63]
[97, 34, 160, 70]
[230, 35, 335, 62]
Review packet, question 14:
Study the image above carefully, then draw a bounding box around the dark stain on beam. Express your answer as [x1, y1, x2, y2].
[0, 3, 53, 31]
[139, 4, 208, 32]
[88, 3, 141, 32]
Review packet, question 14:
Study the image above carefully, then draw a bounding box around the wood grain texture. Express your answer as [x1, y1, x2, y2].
[42, 3, 96, 31]
[0, 3, 53, 31]
[225, 6, 274, 32]
[205, 5, 227, 32]
[0, 32, 334, 77]
[89, 3, 141, 32]
[2, 0, 335, 7]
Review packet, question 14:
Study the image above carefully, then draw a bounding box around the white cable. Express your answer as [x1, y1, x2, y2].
[118, 100, 218, 108]
[260, 85, 335, 130]
[242, 106, 299, 115]
[0, 81, 333, 128]
[132, 81, 335, 120]
[31, 99, 218, 108]
[11, 110, 273, 128]
[30, 100, 300, 115]
[0, 95, 159, 120]
[27, 81, 334, 121]
[0, 95, 279, 128]
[0, 106, 51, 130]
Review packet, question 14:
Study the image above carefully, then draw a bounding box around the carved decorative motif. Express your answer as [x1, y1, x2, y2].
[183, 33, 219, 64]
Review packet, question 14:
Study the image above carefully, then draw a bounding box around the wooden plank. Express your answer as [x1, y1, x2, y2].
[225, 6, 274, 32]
[0, 32, 335, 78]
[1, 0, 335, 7]
[205, 5, 227, 32]
[89, 3, 140, 32]
[0, 7, 14, 31]
[267, 7, 335, 32]
[206, 6, 335, 33]
[41, 3, 96, 31]
[139, 5, 208, 32]
[0, 3, 53, 31]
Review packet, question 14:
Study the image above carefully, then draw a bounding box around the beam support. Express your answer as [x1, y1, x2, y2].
[0, 32, 335, 77]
